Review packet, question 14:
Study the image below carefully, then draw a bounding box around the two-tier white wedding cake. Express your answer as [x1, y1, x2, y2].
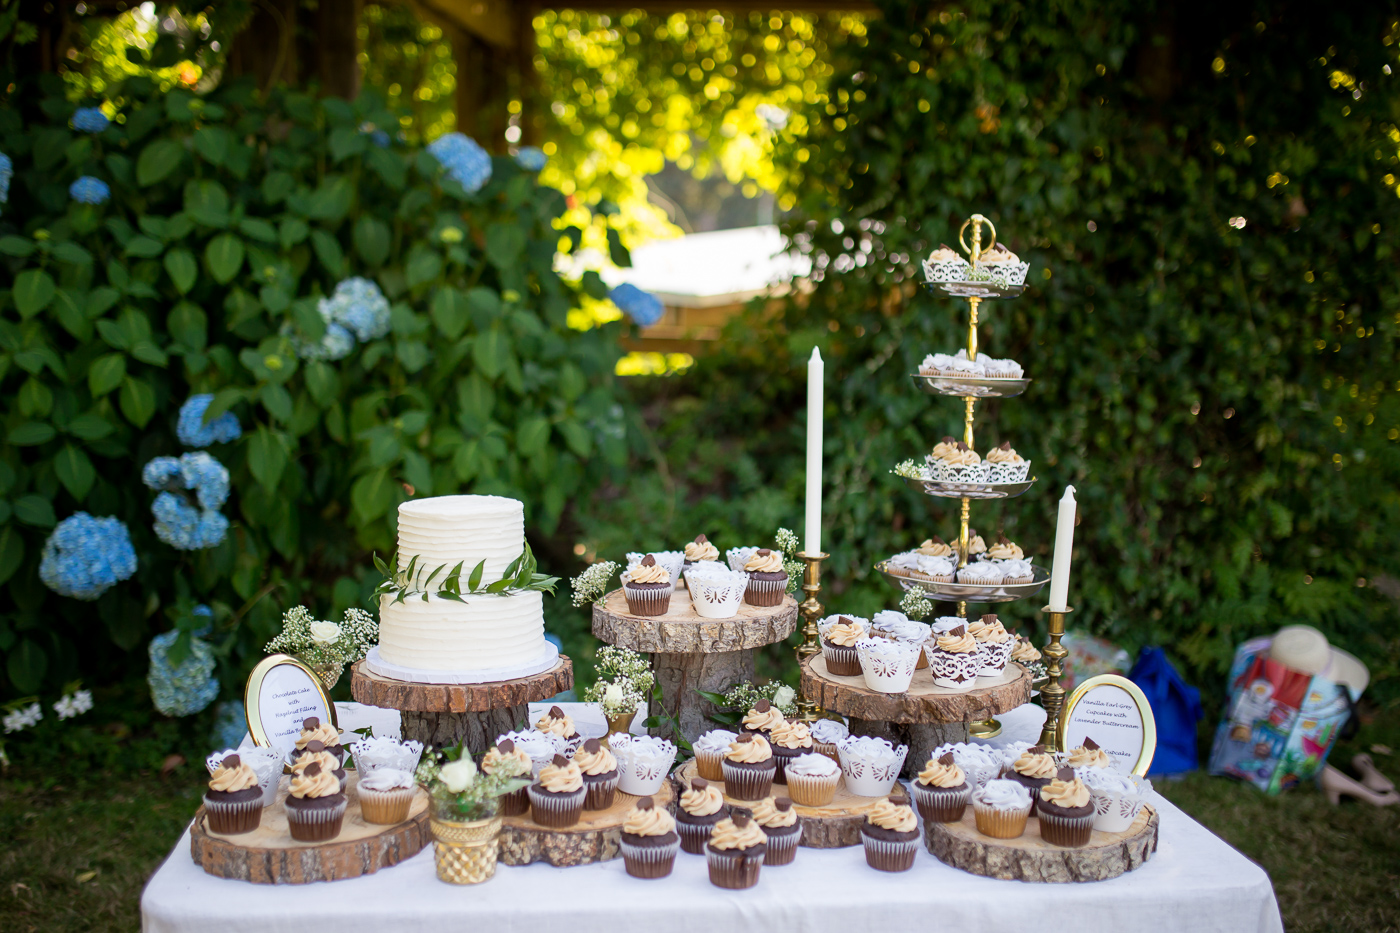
[364, 495, 558, 684]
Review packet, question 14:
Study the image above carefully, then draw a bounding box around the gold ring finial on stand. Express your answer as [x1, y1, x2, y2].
[958, 213, 997, 262]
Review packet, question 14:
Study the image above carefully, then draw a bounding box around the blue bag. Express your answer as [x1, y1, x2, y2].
[1129, 647, 1204, 775]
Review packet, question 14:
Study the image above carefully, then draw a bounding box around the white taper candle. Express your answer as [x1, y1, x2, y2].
[1048, 485, 1077, 612]
[805, 347, 824, 555]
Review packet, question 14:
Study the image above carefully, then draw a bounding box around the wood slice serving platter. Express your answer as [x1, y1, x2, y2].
[800, 655, 1032, 725]
[349, 657, 573, 753]
[671, 758, 881, 849]
[498, 777, 676, 867]
[924, 805, 1159, 883]
[190, 774, 430, 884]
[593, 589, 800, 744]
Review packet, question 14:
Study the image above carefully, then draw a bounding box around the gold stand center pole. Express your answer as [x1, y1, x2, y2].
[793, 551, 829, 722]
[1037, 605, 1073, 750]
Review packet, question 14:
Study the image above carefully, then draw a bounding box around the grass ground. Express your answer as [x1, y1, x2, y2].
[1, 711, 1397, 933]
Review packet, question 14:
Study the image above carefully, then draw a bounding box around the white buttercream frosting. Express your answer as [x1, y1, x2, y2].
[693, 730, 739, 755]
[395, 495, 524, 584]
[974, 778, 1033, 810]
[786, 752, 840, 778]
[377, 589, 546, 672]
[809, 720, 849, 745]
[358, 768, 414, 792]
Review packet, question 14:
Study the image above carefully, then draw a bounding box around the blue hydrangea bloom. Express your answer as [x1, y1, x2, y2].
[151, 491, 230, 550]
[72, 107, 110, 133]
[177, 394, 242, 447]
[191, 604, 214, 639]
[69, 176, 110, 205]
[0, 153, 11, 210]
[427, 132, 492, 193]
[609, 283, 665, 327]
[147, 629, 219, 717]
[294, 321, 356, 361]
[40, 513, 138, 601]
[319, 277, 391, 343]
[515, 146, 547, 171]
[142, 452, 230, 510]
[210, 700, 249, 748]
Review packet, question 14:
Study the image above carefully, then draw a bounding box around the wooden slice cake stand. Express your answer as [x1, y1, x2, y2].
[592, 588, 799, 744]
[925, 804, 1159, 882]
[189, 773, 430, 884]
[499, 777, 676, 867]
[800, 656, 1032, 777]
[671, 758, 881, 848]
[350, 656, 573, 754]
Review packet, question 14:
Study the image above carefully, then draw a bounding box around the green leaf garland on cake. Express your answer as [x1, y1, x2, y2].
[373, 541, 560, 604]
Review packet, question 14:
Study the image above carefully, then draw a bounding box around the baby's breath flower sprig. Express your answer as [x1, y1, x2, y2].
[570, 560, 619, 608]
[774, 527, 804, 593]
[265, 606, 378, 667]
[893, 459, 924, 479]
[899, 585, 933, 621]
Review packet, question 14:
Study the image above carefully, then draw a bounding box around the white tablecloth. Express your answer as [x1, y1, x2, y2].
[147, 702, 1282, 933]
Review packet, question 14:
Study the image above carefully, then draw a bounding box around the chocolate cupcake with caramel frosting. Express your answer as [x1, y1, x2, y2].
[752, 796, 802, 866]
[294, 716, 343, 765]
[203, 753, 263, 835]
[740, 698, 785, 739]
[528, 754, 586, 828]
[819, 615, 867, 676]
[1036, 767, 1095, 847]
[676, 777, 729, 854]
[860, 795, 920, 872]
[290, 740, 347, 793]
[482, 738, 533, 815]
[912, 752, 971, 823]
[705, 810, 768, 889]
[742, 548, 789, 607]
[721, 733, 776, 801]
[284, 760, 347, 842]
[574, 738, 620, 810]
[767, 719, 813, 785]
[683, 534, 720, 570]
[620, 796, 681, 879]
[623, 555, 675, 616]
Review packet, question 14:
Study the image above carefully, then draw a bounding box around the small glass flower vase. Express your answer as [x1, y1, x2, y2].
[605, 710, 635, 745]
[297, 652, 344, 691]
[430, 816, 502, 884]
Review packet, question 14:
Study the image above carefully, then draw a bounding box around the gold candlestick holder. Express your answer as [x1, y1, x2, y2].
[793, 551, 829, 722]
[1037, 605, 1073, 750]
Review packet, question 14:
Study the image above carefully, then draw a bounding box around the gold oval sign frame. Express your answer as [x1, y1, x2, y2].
[1058, 673, 1157, 776]
[244, 653, 338, 755]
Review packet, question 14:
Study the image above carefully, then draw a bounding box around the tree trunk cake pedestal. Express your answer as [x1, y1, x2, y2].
[498, 776, 676, 867]
[189, 774, 430, 884]
[800, 656, 1032, 777]
[925, 803, 1159, 882]
[349, 657, 573, 753]
[591, 589, 800, 744]
[670, 758, 881, 849]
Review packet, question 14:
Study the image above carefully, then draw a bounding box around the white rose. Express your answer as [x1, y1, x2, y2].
[439, 758, 478, 793]
[603, 683, 625, 706]
[309, 621, 342, 646]
[772, 686, 796, 709]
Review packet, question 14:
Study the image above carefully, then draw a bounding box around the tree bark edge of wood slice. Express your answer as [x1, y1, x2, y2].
[591, 589, 800, 654]
[349, 657, 574, 713]
[670, 759, 876, 849]
[190, 803, 430, 884]
[498, 778, 677, 867]
[800, 655, 1032, 724]
[924, 804, 1159, 883]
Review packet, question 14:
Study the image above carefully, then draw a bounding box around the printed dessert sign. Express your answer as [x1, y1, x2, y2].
[245, 654, 338, 757]
[1058, 673, 1156, 776]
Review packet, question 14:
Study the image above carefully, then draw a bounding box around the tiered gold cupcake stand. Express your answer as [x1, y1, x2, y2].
[349, 657, 574, 755]
[189, 773, 431, 883]
[591, 587, 800, 744]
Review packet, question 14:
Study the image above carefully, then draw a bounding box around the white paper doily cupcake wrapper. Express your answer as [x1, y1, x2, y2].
[985, 460, 1031, 484]
[922, 256, 973, 284]
[976, 639, 1015, 678]
[928, 648, 984, 691]
[973, 259, 1030, 287]
[348, 736, 424, 774]
[611, 735, 679, 796]
[928, 461, 989, 484]
[836, 737, 908, 797]
[685, 569, 749, 618]
[855, 639, 921, 694]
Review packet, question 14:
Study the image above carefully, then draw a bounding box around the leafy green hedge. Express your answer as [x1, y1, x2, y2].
[580, 0, 1400, 703]
[0, 74, 628, 699]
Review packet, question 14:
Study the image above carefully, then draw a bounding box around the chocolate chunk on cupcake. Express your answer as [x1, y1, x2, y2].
[294, 716, 344, 764]
[705, 810, 768, 889]
[912, 751, 971, 823]
[284, 761, 347, 842]
[742, 548, 789, 607]
[620, 796, 681, 879]
[528, 754, 586, 828]
[1002, 744, 1058, 812]
[676, 777, 729, 854]
[1036, 767, 1095, 847]
[623, 554, 674, 616]
[752, 796, 802, 866]
[574, 738, 620, 810]
[860, 795, 919, 872]
[819, 615, 866, 676]
[721, 732, 777, 801]
[203, 754, 263, 835]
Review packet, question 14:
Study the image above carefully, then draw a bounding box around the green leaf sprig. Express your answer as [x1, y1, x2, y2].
[372, 541, 560, 603]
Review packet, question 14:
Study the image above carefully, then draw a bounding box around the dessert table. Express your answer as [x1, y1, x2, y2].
[145, 703, 1282, 933]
